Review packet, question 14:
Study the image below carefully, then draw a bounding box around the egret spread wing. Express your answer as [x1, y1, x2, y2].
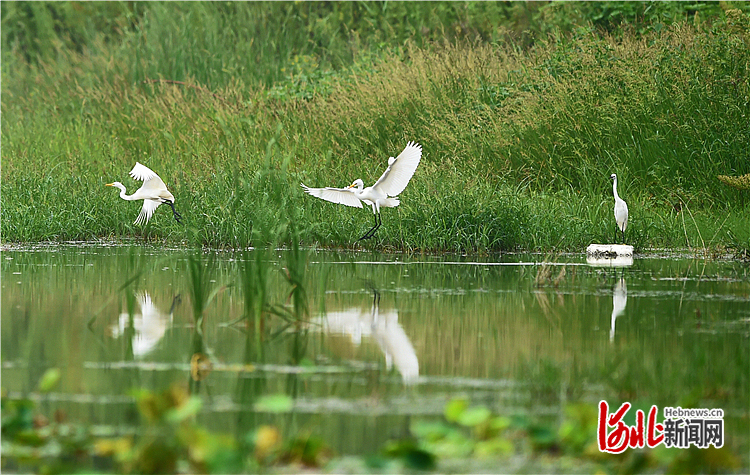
[131, 163, 174, 202]
[137, 292, 156, 317]
[141, 174, 169, 191]
[301, 184, 363, 208]
[130, 162, 159, 182]
[372, 141, 422, 197]
[134, 199, 162, 225]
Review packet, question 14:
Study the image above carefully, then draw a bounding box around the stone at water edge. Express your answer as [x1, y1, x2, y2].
[586, 244, 634, 258]
[586, 244, 634, 267]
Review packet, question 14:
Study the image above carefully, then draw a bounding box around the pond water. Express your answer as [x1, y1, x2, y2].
[2, 244, 748, 464]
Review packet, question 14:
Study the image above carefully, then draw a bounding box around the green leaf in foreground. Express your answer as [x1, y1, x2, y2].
[444, 398, 468, 422]
[382, 439, 436, 470]
[254, 394, 294, 413]
[37, 368, 61, 393]
[410, 420, 454, 442]
[457, 405, 492, 427]
[166, 396, 202, 423]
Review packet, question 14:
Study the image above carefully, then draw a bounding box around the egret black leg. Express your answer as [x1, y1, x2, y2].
[370, 213, 382, 238]
[167, 201, 182, 224]
[358, 213, 382, 241]
[371, 287, 381, 328]
[169, 294, 182, 314]
[373, 213, 383, 237]
[358, 220, 376, 241]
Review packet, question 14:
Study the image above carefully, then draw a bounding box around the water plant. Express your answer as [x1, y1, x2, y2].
[237, 248, 270, 342]
[186, 252, 226, 331]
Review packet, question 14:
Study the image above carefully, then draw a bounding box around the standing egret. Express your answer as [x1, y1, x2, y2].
[301, 141, 422, 241]
[106, 162, 182, 225]
[610, 173, 628, 243]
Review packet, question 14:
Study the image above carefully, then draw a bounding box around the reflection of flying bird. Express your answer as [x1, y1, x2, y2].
[312, 291, 419, 384]
[106, 162, 182, 225]
[111, 292, 180, 356]
[301, 141, 422, 240]
[369, 291, 419, 384]
[610, 173, 628, 243]
[610, 276, 627, 342]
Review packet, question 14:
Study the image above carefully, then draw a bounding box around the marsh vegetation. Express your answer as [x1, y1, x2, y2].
[2, 2, 749, 253]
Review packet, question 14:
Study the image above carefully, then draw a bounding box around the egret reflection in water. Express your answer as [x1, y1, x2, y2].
[610, 276, 628, 342]
[313, 289, 419, 384]
[111, 292, 181, 356]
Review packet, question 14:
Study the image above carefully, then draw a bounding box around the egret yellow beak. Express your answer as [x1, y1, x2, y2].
[105, 183, 114, 187]
[347, 183, 356, 189]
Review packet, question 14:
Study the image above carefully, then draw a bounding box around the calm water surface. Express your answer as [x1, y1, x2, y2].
[2, 245, 748, 460]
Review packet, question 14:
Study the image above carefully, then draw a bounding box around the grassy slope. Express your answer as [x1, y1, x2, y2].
[2, 5, 749, 254]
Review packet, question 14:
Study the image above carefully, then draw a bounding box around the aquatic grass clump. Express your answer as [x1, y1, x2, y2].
[396, 175, 530, 253]
[185, 252, 227, 332]
[238, 248, 271, 339]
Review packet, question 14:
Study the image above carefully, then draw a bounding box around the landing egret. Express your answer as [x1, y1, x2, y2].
[106, 162, 182, 225]
[301, 141, 422, 241]
[610, 173, 628, 243]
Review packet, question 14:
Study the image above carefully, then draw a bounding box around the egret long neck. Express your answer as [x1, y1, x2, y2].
[119, 188, 137, 201]
[612, 177, 620, 201]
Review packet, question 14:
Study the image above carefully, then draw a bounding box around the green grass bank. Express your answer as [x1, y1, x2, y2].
[2, 3, 749, 254]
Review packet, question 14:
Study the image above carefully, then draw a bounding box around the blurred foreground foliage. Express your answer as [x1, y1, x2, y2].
[1, 369, 743, 474]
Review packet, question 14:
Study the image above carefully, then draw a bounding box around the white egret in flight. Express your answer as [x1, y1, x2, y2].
[106, 162, 182, 225]
[610, 173, 628, 243]
[301, 141, 422, 240]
